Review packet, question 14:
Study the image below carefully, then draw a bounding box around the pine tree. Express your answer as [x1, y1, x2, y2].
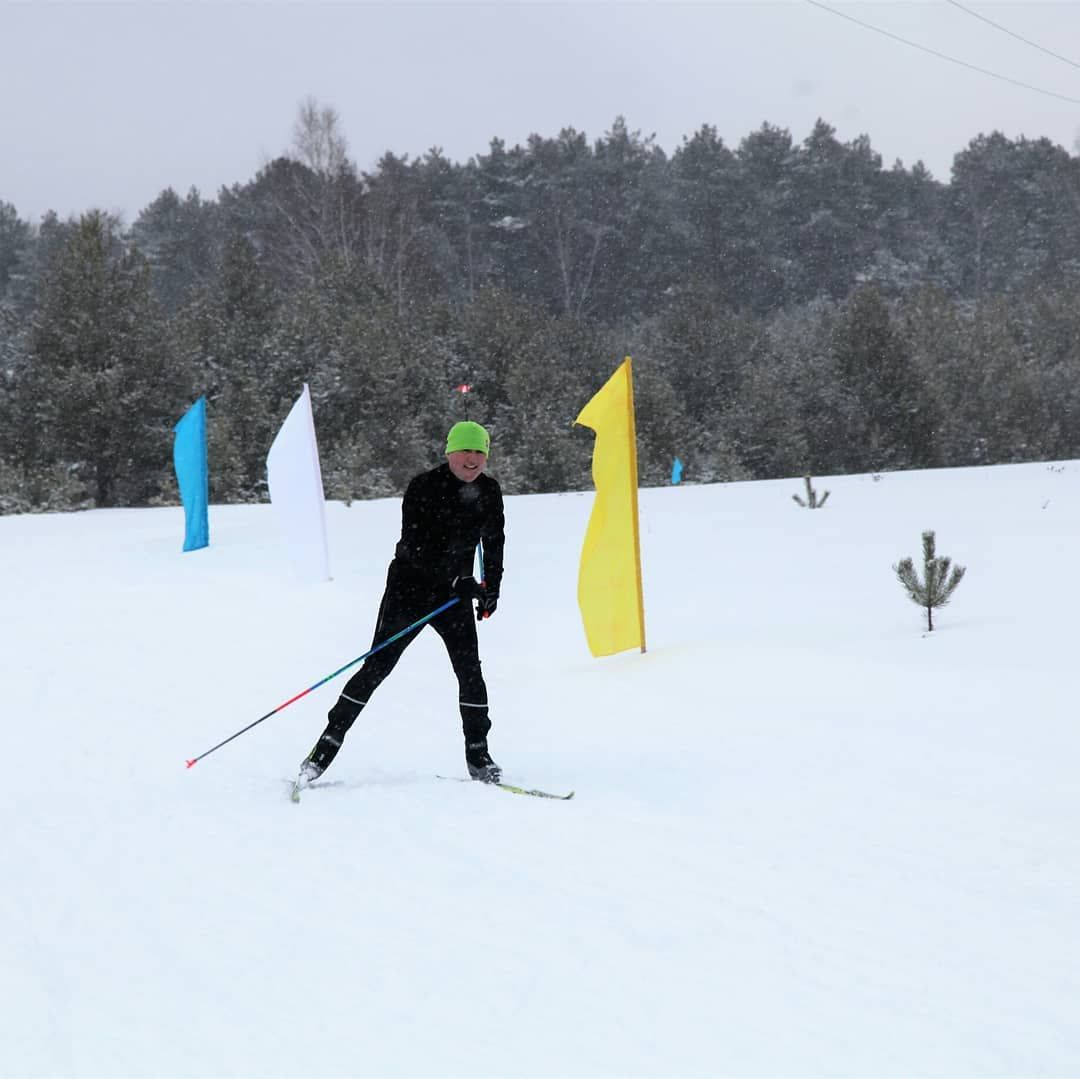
[26, 212, 185, 507]
[0, 201, 31, 304]
[129, 186, 220, 313]
[792, 475, 829, 508]
[894, 530, 966, 631]
[175, 232, 280, 501]
[832, 286, 937, 472]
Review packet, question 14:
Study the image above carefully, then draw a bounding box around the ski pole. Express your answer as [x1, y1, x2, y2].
[185, 597, 460, 768]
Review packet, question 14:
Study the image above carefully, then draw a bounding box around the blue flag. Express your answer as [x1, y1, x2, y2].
[173, 397, 209, 552]
[671, 457, 683, 485]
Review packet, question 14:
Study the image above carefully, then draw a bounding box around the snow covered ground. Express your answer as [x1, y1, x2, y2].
[3, 460, 1079, 1078]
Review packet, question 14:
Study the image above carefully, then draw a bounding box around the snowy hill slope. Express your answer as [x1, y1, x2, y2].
[3, 461, 1079, 1077]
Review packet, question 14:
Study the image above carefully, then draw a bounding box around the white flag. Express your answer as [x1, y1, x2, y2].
[266, 384, 331, 582]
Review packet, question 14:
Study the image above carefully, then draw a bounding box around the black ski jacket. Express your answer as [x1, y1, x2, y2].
[393, 463, 504, 596]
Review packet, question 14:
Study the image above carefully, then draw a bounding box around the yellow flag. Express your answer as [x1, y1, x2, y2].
[574, 357, 646, 657]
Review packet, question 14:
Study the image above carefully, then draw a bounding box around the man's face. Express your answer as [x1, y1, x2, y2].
[447, 449, 488, 483]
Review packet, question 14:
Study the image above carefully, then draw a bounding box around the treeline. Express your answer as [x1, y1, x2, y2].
[2, 106, 1080, 513]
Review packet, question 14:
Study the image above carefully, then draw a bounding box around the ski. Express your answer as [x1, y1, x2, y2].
[287, 770, 343, 802]
[494, 781, 575, 801]
[437, 775, 574, 800]
[287, 775, 335, 802]
[287, 776, 574, 801]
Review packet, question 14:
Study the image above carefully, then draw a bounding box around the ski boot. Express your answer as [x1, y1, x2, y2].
[465, 739, 502, 783]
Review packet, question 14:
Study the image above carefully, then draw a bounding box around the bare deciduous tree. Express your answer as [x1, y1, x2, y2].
[292, 97, 349, 177]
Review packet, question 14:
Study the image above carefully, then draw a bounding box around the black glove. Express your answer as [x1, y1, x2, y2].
[452, 575, 484, 602]
[477, 590, 498, 621]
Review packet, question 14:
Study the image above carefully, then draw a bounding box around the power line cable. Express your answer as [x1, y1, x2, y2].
[803, 0, 1080, 106]
[943, 0, 1080, 73]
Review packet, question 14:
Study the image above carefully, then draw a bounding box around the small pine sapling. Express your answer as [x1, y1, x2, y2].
[792, 475, 830, 508]
[893, 530, 966, 631]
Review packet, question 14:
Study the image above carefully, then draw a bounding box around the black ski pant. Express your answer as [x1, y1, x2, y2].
[306, 560, 490, 774]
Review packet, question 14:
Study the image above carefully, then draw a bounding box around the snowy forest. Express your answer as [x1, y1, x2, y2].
[2, 104, 1080, 514]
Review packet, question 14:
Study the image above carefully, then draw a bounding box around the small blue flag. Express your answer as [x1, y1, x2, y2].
[671, 457, 683, 485]
[173, 397, 209, 552]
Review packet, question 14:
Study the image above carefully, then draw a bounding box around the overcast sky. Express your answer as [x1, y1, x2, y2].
[4, 1, 1080, 225]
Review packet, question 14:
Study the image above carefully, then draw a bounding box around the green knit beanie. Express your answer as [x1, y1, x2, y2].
[445, 420, 490, 455]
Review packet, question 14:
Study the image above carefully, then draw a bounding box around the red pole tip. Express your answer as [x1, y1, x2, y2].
[185, 759, 197, 769]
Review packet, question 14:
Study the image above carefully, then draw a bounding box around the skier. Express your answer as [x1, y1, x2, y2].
[295, 420, 504, 791]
